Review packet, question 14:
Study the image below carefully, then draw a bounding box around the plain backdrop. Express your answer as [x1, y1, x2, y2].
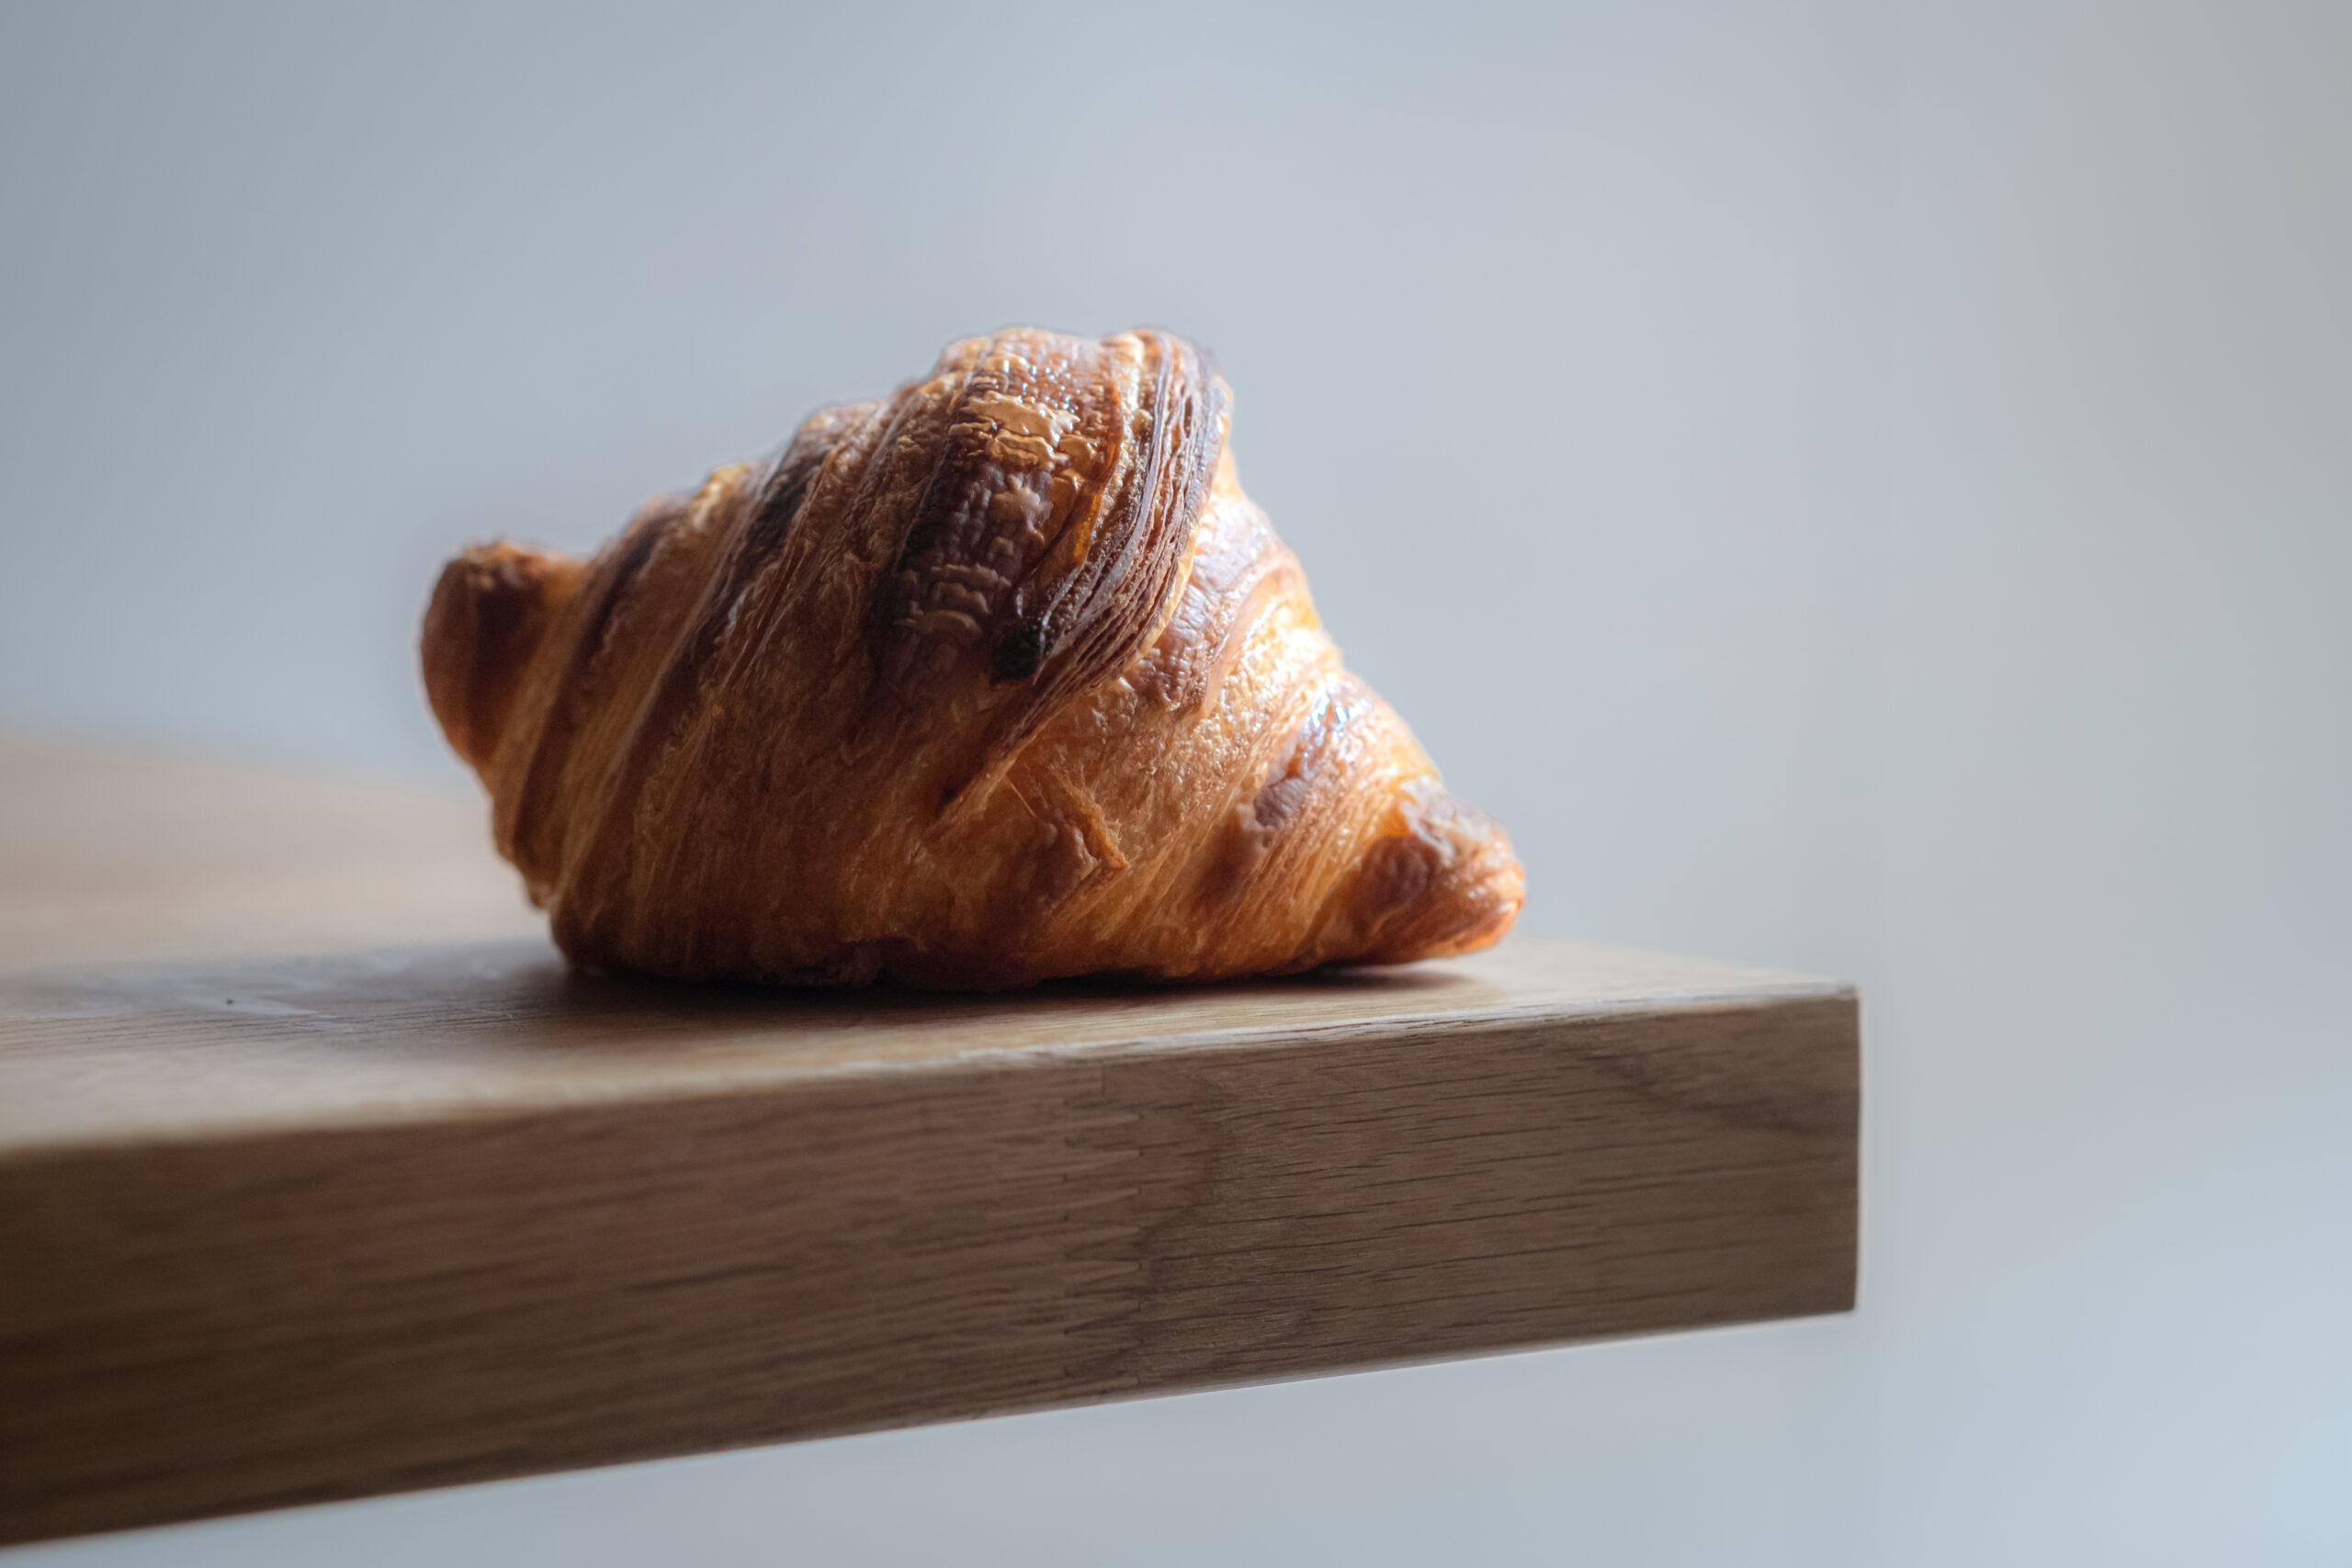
[4, 2, 2348, 1562]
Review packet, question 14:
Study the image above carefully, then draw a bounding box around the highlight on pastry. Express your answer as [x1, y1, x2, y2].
[421, 328, 1523, 987]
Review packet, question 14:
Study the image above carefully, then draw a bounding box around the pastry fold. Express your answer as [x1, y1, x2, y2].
[423, 328, 1521, 987]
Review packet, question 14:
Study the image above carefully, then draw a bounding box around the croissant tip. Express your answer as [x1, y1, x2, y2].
[1336, 787, 1527, 967]
[420, 540, 582, 772]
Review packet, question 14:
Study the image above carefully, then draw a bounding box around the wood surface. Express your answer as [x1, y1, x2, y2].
[0, 739, 1860, 1545]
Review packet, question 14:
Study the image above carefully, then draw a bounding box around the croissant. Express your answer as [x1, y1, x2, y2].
[421, 328, 1522, 988]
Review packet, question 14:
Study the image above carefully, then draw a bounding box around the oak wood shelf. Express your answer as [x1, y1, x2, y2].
[0, 739, 1859, 1545]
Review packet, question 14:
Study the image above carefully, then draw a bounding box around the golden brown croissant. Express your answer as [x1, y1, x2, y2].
[421, 328, 1521, 987]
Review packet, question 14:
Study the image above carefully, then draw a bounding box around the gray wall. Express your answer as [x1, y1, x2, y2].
[5, 2, 2348, 1562]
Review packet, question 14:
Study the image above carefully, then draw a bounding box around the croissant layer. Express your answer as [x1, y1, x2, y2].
[423, 328, 1522, 987]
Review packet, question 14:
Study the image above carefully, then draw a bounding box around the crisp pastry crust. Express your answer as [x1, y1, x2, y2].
[421, 328, 1522, 987]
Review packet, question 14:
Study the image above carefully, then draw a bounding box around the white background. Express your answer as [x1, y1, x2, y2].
[5, 2, 2347, 1562]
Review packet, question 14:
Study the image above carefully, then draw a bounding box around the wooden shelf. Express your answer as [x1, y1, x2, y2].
[0, 739, 1858, 1545]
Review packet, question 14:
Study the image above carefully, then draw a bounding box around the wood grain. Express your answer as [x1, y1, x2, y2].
[0, 739, 1859, 1545]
